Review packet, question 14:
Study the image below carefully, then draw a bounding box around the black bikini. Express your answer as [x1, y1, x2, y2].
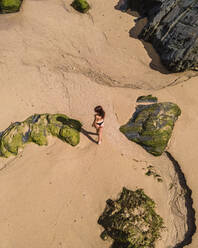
[96, 121, 104, 126]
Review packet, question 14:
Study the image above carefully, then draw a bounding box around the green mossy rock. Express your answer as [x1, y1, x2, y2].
[120, 102, 181, 156]
[1, 122, 28, 155]
[98, 187, 164, 248]
[0, 0, 23, 14]
[137, 95, 158, 103]
[0, 138, 12, 158]
[29, 114, 49, 146]
[59, 126, 80, 146]
[47, 114, 82, 136]
[71, 0, 90, 13]
[0, 113, 82, 158]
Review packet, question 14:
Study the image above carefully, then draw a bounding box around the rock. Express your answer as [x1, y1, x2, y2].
[98, 187, 164, 248]
[128, 0, 198, 72]
[71, 0, 90, 13]
[0, 0, 23, 14]
[0, 122, 27, 157]
[59, 126, 80, 146]
[0, 113, 82, 158]
[136, 95, 158, 103]
[120, 101, 181, 156]
[29, 114, 49, 146]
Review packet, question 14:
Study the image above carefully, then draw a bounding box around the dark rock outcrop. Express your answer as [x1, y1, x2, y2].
[120, 99, 181, 156]
[0, 113, 82, 158]
[128, 0, 198, 72]
[0, 0, 23, 14]
[98, 187, 164, 248]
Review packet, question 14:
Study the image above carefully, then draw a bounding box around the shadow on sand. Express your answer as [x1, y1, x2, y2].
[81, 128, 98, 144]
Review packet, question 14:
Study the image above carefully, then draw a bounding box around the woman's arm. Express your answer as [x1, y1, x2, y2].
[92, 115, 96, 127]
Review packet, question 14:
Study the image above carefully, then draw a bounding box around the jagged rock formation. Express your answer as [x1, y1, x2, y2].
[0, 114, 82, 158]
[98, 187, 164, 248]
[0, 0, 23, 14]
[120, 97, 181, 156]
[128, 0, 198, 72]
[71, 0, 90, 13]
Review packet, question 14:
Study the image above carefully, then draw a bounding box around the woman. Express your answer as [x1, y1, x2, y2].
[92, 105, 105, 144]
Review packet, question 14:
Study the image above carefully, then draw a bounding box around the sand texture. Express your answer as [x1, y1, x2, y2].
[0, 0, 197, 247]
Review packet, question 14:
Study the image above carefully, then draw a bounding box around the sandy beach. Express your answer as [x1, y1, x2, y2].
[0, 0, 197, 247]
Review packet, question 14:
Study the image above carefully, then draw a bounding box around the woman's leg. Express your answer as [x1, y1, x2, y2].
[93, 123, 99, 134]
[98, 127, 103, 144]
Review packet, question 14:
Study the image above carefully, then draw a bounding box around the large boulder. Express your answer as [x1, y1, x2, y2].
[128, 0, 198, 72]
[0, 113, 82, 158]
[120, 98, 181, 156]
[0, 0, 23, 14]
[98, 187, 164, 248]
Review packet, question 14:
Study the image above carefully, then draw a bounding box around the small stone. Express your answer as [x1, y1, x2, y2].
[71, 0, 90, 13]
[136, 95, 158, 103]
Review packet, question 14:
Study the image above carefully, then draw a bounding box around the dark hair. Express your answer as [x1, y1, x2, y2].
[94, 105, 105, 119]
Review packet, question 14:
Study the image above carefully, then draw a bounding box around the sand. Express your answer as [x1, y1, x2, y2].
[0, 0, 197, 247]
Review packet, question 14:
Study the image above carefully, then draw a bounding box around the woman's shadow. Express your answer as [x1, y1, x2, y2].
[81, 128, 98, 144]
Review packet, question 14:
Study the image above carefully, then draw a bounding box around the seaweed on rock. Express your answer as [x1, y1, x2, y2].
[71, 0, 90, 13]
[98, 187, 164, 248]
[0, 0, 23, 14]
[137, 95, 158, 103]
[0, 113, 82, 158]
[120, 101, 181, 156]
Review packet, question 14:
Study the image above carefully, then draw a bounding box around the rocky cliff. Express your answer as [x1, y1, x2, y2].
[129, 0, 198, 72]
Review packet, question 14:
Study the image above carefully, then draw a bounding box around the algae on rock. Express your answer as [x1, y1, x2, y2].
[59, 126, 80, 146]
[120, 101, 181, 156]
[29, 114, 49, 146]
[98, 187, 164, 248]
[0, 113, 82, 158]
[145, 165, 163, 182]
[0, 0, 23, 14]
[71, 0, 90, 13]
[137, 95, 158, 103]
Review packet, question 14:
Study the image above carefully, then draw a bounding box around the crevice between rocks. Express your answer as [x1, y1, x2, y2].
[165, 151, 196, 248]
